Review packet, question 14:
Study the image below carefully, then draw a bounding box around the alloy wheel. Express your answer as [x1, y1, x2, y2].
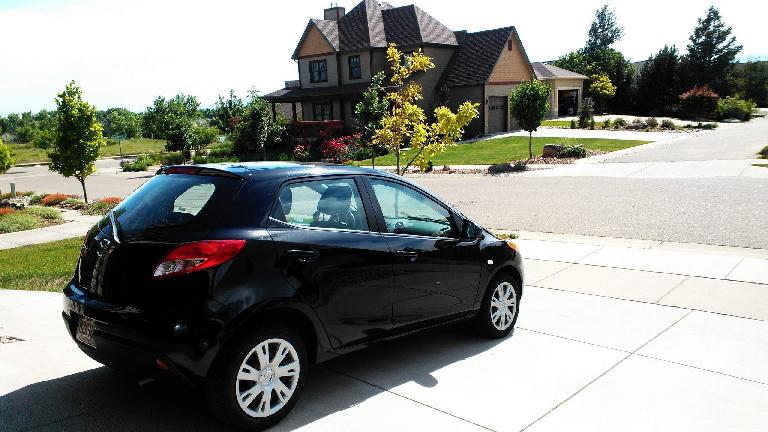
[490, 281, 517, 330]
[235, 338, 301, 418]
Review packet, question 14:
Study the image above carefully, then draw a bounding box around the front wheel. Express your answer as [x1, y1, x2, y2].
[475, 273, 521, 338]
[206, 326, 306, 431]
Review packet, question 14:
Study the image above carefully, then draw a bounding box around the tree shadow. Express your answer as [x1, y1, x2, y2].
[0, 323, 504, 431]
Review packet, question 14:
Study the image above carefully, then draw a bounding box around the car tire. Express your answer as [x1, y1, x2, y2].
[205, 326, 307, 431]
[475, 272, 521, 338]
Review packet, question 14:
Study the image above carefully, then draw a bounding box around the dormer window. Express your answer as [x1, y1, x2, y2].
[309, 60, 328, 83]
[348, 55, 361, 80]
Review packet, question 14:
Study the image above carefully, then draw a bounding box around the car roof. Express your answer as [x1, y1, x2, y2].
[190, 161, 401, 182]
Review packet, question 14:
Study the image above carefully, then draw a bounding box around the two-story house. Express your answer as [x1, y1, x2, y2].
[265, 0, 585, 137]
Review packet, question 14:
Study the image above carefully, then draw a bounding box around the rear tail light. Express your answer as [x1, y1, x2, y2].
[152, 240, 246, 279]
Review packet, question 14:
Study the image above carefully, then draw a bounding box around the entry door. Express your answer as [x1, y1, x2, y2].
[488, 96, 508, 133]
[364, 178, 482, 327]
[268, 177, 393, 348]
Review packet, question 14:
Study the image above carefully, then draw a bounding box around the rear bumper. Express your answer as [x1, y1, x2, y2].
[62, 282, 223, 383]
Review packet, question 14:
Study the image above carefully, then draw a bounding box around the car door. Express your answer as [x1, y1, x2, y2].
[267, 176, 393, 348]
[363, 177, 482, 327]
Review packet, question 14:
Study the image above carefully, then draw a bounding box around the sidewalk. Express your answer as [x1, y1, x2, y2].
[0, 210, 101, 250]
[1, 232, 767, 431]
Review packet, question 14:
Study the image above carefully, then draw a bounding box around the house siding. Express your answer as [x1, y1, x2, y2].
[297, 25, 335, 58]
[447, 85, 484, 137]
[487, 32, 532, 84]
[340, 51, 372, 85]
[298, 54, 339, 88]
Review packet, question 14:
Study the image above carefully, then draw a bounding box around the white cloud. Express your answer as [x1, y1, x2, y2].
[0, 0, 764, 115]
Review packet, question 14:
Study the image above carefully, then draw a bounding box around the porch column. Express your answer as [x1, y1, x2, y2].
[271, 103, 277, 121]
[291, 102, 297, 121]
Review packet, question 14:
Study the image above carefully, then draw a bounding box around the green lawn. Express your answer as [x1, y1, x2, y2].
[0, 237, 81, 292]
[8, 138, 167, 164]
[357, 136, 650, 166]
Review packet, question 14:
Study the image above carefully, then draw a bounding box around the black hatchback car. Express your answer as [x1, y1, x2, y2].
[63, 162, 524, 430]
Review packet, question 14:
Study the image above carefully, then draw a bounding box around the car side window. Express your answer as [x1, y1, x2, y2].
[271, 179, 369, 231]
[369, 179, 456, 238]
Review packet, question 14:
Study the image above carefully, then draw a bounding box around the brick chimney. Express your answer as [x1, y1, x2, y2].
[324, 4, 345, 20]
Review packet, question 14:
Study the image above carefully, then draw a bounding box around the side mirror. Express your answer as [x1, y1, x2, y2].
[460, 218, 480, 241]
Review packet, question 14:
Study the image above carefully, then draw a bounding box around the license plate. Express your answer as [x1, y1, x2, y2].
[76, 316, 96, 347]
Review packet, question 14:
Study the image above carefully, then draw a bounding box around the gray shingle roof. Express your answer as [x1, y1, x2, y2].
[439, 27, 515, 87]
[532, 62, 588, 79]
[381, 4, 456, 47]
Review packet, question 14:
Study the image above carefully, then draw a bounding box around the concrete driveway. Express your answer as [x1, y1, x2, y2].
[2, 232, 767, 431]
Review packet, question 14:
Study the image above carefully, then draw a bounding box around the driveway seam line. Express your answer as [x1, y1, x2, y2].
[321, 367, 496, 432]
[519, 310, 693, 432]
[516, 328, 630, 354]
[528, 261, 577, 286]
[654, 276, 691, 304]
[632, 353, 768, 387]
[723, 257, 745, 279]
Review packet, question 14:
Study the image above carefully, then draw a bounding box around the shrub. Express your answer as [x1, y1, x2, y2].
[560, 144, 587, 158]
[602, 119, 612, 129]
[0, 137, 14, 174]
[701, 122, 718, 130]
[569, 119, 576, 129]
[292, 143, 311, 162]
[589, 119, 595, 130]
[278, 153, 292, 161]
[29, 194, 47, 205]
[82, 198, 121, 216]
[0, 207, 16, 216]
[488, 160, 527, 173]
[679, 85, 719, 119]
[715, 96, 756, 121]
[60, 197, 86, 209]
[25, 206, 61, 220]
[160, 152, 185, 165]
[0, 212, 40, 233]
[41, 193, 74, 206]
[759, 145, 768, 159]
[322, 134, 360, 164]
[192, 154, 239, 164]
[578, 97, 594, 128]
[0, 191, 34, 200]
[661, 119, 676, 129]
[646, 117, 659, 128]
[613, 117, 627, 128]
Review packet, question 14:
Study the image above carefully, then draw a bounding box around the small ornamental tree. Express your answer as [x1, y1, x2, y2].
[589, 74, 616, 113]
[355, 72, 389, 168]
[509, 79, 551, 159]
[233, 90, 285, 160]
[578, 97, 595, 129]
[679, 85, 719, 119]
[48, 81, 105, 203]
[0, 137, 14, 174]
[372, 44, 479, 174]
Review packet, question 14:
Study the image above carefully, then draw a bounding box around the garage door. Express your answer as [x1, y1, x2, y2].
[488, 96, 508, 133]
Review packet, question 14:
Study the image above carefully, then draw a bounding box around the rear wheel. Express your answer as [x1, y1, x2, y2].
[475, 273, 521, 338]
[206, 326, 306, 431]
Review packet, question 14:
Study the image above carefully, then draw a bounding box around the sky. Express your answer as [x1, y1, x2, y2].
[0, 0, 765, 115]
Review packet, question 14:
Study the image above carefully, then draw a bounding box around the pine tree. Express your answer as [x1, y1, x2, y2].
[683, 6, 742, 95]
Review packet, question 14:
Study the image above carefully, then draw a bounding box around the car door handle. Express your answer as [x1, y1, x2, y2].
[286, 249, 320, 263]
[395, 250, 419, 261]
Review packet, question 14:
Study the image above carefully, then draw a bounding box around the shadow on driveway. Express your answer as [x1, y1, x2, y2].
[0, 324, 503, 431]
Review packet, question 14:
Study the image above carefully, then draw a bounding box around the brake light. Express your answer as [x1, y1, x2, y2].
[152, 240, 246, 279]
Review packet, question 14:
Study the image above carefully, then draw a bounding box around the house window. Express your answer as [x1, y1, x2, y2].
[508, 39, 513, 51]
[400, 51, 413, 67]
[348, 55, 362, 80]
[313, 103, 331, 121]
[309, 60, 328, 83]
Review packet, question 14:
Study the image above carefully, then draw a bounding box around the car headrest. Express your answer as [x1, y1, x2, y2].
[316, 186, 352, 215]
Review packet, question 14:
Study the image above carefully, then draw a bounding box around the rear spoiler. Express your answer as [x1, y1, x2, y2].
[156, 165, 245, 180]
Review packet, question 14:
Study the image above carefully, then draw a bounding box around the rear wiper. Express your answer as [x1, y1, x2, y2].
[108, 210, 121, 244]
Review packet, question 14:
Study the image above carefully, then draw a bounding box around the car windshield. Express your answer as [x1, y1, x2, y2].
[108, 173, 244, 239]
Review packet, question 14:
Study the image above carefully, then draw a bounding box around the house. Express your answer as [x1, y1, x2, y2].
[265, 0, 586, 138]
[532, 62, 588, 117]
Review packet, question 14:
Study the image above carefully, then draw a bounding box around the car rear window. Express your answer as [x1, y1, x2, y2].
[109, 173, 243, 239]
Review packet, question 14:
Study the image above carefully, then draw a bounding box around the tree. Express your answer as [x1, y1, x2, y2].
[232, 90, 285, 161]
[635, 45, 681, 114]
[143, 97, 168, 139]
[149, 94, 202, 159]
[213, 90, 245, 134]
[683, 6, 742, 95]
[586, 3, 624, 52]
[48, 81, 105, 203]
[509, 79, 551, 160]
[105, 108, 141, 139]
[0, 137, 13, 174]
[372, 44, 479, 174]
[589, 74, 616, 113]
[354, 71, 389, 168]
[737, 61, 768, 107]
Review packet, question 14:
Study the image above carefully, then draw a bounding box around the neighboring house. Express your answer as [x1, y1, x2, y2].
[532, 62, 588, 117]
[265, 0, 586, 137]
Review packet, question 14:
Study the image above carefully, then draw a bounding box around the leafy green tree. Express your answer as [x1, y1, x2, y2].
[0, 137, 13, 174]
[683, 6, 742, 95]
[105, 108, 141, 139]
[635, 45, 681, 114]
[586, 3, 624, 52]
[589, 74, 616, 113]
[48, 81, 105, 203]
[143, 97, 168, 139]
[737, 61, 768, 107]
[354, 71, 389, 167]
[232, 90, 285, 160]
[213, 90, 245, 134]
[509, 79, 551, 159]
[147, 94, 202, 159]
[191, 126, 220, 152]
